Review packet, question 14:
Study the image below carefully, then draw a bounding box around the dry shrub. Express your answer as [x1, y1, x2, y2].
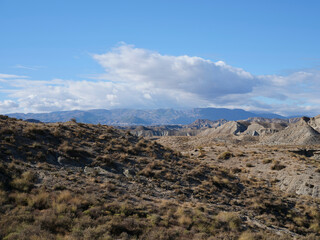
[36, 209, 72, 235]
[3, 224, 55, 240]
[23, 124, 48, 136]
[11, 192, 28, 205]
[10, 171, 36, 192]
[163, 152, 172, 160]
[218, 151, 233, 160]
[57, 190, 73, 203]
[51, 127, 62, 137]
[246, 163, 255, 168]
[178, 214, 193, 228]
[82, 224, 110, 240]
[147, 214, 162, 226]
[262, 158, 272, 164]
[58, 141, 74, 154]
[28, 192, 50, 209]
[231, 167, 242, 174]
[0, 190, 8, 205]
[0, 127, 15, 135]
[95, 155, 114, 167]
[136, 139, 147, 148]
[239, 231, 256, 240]
[214, 211, 241, 231]
[271, 160, 286, 170]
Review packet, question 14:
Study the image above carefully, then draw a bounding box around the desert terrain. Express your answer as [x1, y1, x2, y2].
[0, 115, 320, 239]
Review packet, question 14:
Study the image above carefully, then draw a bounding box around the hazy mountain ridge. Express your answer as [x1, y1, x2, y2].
[7, 107, 285, 125]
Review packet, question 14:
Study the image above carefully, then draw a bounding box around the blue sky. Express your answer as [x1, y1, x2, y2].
[1, 0, 320, 116]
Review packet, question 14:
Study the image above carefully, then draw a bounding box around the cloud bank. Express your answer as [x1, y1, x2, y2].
[1, 44, 320, 116]
[93, 44, 257, 99]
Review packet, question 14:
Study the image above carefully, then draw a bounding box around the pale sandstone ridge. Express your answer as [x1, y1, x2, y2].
[308, 114, 320, 132]
[198, 119, 287, 138]
[127, 119, 227, 137]
[186, 119, 228, 129]
[262, 115, 320, 145]
[199, 121, 248, 137]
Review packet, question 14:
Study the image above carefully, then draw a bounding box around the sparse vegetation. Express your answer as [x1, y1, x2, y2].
[271, 160, 286, 170]
[262, 158, 272, 164]
[218, 151, 233, 160]
[0, 116, 320, 239]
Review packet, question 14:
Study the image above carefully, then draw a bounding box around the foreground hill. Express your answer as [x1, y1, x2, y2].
[0, 116, 320, 239]
[7, 107, 285, 125]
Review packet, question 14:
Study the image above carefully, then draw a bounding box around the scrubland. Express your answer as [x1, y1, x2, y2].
[0, 116, 320, 239]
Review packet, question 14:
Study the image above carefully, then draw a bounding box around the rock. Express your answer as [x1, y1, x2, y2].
[84, 166, 94, 174]
[123, 169, 135, 178]
[57, 156, 65, 165]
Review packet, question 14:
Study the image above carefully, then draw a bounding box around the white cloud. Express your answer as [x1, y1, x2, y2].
[2, 78, 209, 113]
[0, 100, 19, 112]
[0, 73, 28, 79]
[12, 65, 43, 71]
[1, 44, 320, 116]
[93, 44, 258, 99]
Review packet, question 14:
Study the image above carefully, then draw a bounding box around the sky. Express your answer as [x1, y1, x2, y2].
[1, 0, 320, 116]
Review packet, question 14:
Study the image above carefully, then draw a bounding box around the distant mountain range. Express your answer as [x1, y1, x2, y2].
[7, 108, 286, 126]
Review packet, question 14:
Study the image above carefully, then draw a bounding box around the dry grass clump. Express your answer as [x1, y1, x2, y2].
[246, 163, 255, 168]
[58, 141, 91, 160]
[24, 124, 48, 135]
[218, 151, 233, 160]
[28, 192, 50, 209]
[10, 171, 36, 192]
[197, 146, 206, 157]
[214, 211, 242, 232]
[271, 160, 286, 170]
[262, 158, 273, 164]
[0, 127, 15, 135]
[238, 231, 256, 240]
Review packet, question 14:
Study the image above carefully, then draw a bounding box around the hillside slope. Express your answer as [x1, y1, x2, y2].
[0, 116, 319, 239]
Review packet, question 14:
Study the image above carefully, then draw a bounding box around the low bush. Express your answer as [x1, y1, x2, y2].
[218, 151, 233, 160]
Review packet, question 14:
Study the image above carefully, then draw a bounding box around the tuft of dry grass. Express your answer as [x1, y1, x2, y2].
[271, 160, 286, 170]
[10, 171, 36, 192]
[218, 151, 233, 160]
